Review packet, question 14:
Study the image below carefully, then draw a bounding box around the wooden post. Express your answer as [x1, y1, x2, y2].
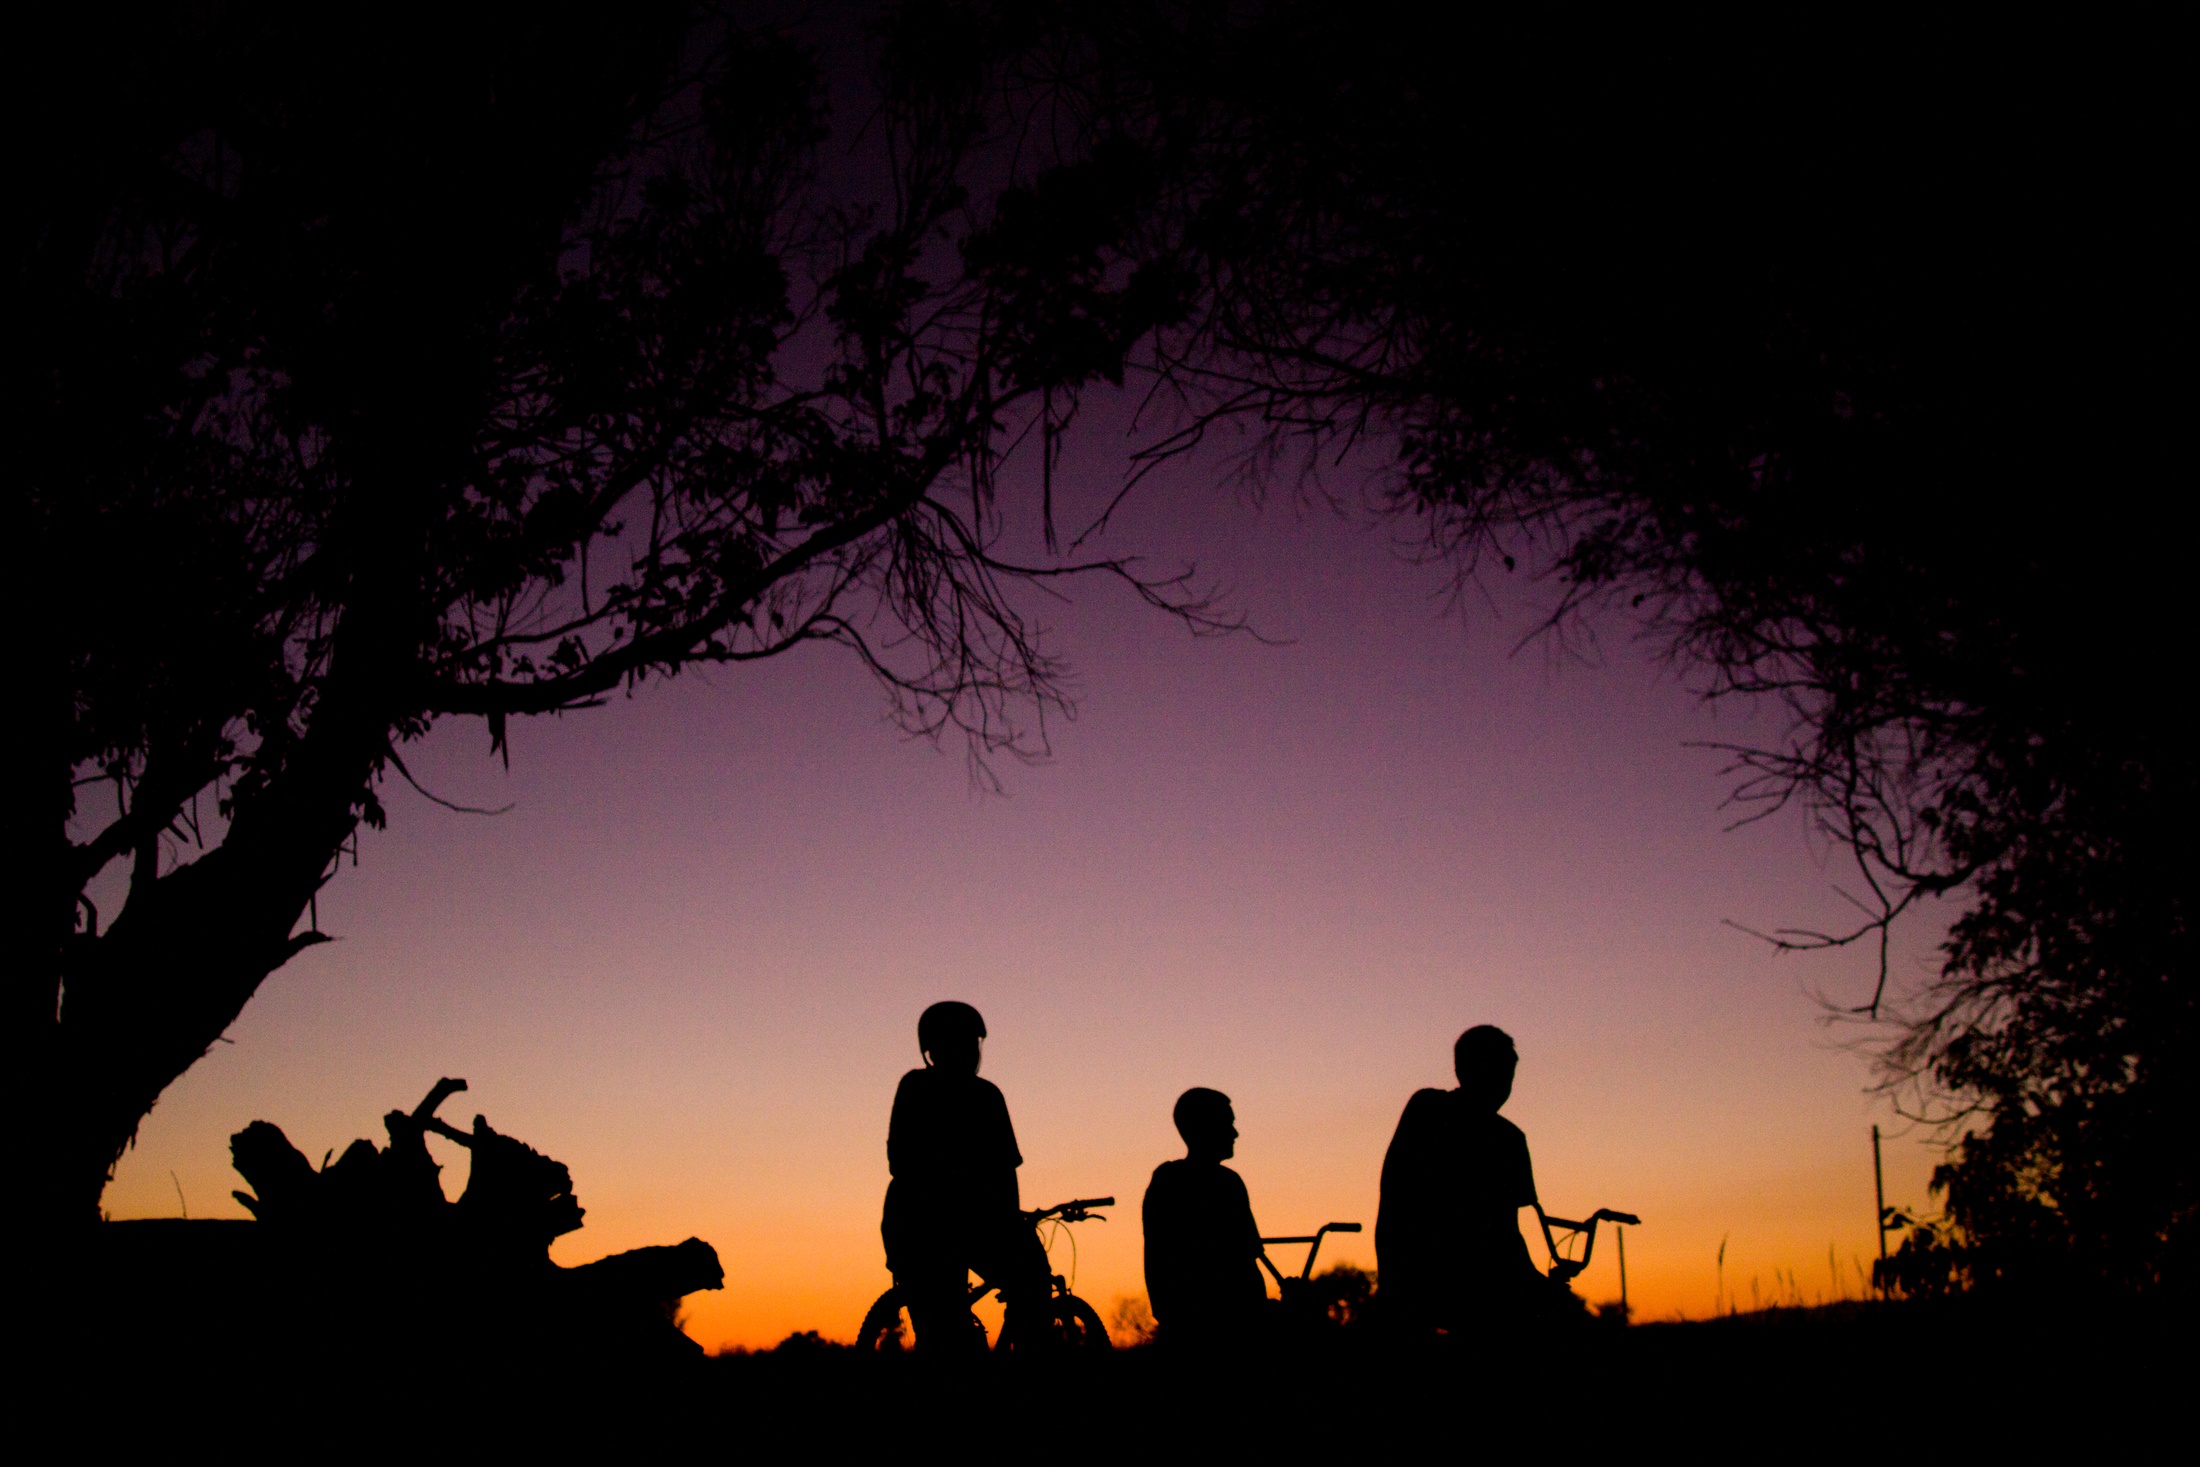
[1872, 1123, 1888, 1291]
[1617, 1223, 1629, 1316]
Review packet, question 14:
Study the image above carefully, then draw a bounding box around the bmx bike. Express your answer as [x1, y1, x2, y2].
[856, 1196, 1115, 1352]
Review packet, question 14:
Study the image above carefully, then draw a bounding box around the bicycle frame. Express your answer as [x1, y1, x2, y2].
[963, 1196, 1115, 1304]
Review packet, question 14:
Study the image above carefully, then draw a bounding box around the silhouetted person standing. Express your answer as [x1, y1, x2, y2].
[1376, 1026, 1543, 1338]
[1143, 1087, 1266, 1345]
[882, 1001, 1051, 1352]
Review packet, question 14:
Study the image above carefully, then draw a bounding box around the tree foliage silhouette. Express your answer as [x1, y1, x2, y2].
[20, 2, 1207, 1227]
[966, 2, 2192, 1294]
[25, 1, 2188, 1294]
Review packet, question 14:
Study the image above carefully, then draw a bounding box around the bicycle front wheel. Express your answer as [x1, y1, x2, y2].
[1056, 1293, 1110, 1350]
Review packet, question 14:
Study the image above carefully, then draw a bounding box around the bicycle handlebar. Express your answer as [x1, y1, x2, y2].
[1028, 1196, 1114, 1224]
[1258, 1222, 1362, 1246]
[1540, 1208, 1641, 1232]
[1537, 1206, 1641, 1280]
[1258, 1221, 1363, 1282]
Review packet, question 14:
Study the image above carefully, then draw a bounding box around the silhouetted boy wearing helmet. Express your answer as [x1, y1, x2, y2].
[882, 1001, 1052, 1351]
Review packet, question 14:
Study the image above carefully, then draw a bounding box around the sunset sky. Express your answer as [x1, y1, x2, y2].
[107, 433, 1951, 1350]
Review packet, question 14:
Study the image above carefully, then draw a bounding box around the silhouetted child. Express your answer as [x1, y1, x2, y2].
[1375, 1025, 1543, 1336]
[882, 1001, 1051, 1351]
[1143, 1087, 1267, 1344]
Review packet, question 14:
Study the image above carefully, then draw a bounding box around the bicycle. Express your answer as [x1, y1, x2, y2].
[857, 1196, 1115, 1352]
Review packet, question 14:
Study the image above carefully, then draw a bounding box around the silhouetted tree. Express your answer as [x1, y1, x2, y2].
[968, 3, 2193, 1295]
[29, 0, 2188, 1297]
[19, 3, 1200, 1230]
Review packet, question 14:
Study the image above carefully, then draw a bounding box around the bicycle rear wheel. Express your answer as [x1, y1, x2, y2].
[859, 1286, 993, 1352]
[856, 1287, 911, 1352]
[998, 1292, 1111, 1351]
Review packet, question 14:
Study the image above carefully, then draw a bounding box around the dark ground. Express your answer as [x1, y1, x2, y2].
[61, 1304, 2192, 1453]
[41, 1222, 2191, 1453]
[698, 1302, 2186, 1455]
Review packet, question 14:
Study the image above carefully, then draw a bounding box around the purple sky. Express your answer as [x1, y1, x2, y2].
[108, 434, 1950, 1346]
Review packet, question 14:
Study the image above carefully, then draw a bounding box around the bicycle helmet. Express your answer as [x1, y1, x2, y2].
[917, 1000, 987, 1056]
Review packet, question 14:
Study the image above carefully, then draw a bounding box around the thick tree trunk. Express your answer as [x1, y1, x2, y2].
[48, 867, 328, 1227]
[39, 418, 474, 1232]
[23, 617, 91, 1241]
[35, 712, 386, 1234]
